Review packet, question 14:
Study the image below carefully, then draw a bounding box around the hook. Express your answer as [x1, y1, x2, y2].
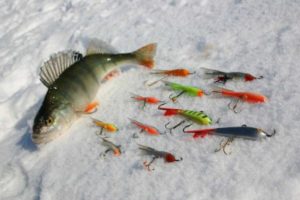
[99, 149, 111, 158]
[165, 120, 186, 134]
[145, 76, 167, 87]
[143, 157, 157, 171]
[169, 91, 186, 102]
[175, 157, 183, 162]
[214, 137, 234, 155]
[228, 99, 243, 113]
[158, 102, 168, 110]
[182, 123, 193, 132]
[264, 129, 276, 137]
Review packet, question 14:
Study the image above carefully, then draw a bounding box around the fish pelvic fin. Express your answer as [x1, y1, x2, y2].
[134, 43, 157, 69]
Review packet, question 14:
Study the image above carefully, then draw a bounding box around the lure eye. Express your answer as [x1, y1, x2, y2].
[45, 117, 54, 126]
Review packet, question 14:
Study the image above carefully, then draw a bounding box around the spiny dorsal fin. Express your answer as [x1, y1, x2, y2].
[40, 51, 83, 87]
[86, 39, 118, 55]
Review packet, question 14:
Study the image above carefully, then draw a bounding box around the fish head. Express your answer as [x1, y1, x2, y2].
[32, 102, 75, 144]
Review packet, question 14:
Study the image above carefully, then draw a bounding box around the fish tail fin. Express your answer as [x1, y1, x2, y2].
[134, 43, 157, 69]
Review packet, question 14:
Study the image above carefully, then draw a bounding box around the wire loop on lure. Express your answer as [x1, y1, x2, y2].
[214, 137, 234, 155]
[257, 75, 264, 79]
[165, 120, 186, 134]
[228, 99, 243, 113]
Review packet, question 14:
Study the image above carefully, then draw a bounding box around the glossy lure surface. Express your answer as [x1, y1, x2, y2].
[138, 144, 182, 170]
[202, 67, 263, 84]
[164, 81, 205, 97]
[183, 126, 276, 140]
[212, 87, 267, 103]
[92, 118, 118, 134]
[151, 68, 194, 77]
[158, 104, 212, 125]
[131, 94, 163, 109]
[129, 118, 161, 135]
[32, 40, 157, 144]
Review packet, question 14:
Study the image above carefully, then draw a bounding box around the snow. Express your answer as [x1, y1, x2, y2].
[1, 0, 300, 199]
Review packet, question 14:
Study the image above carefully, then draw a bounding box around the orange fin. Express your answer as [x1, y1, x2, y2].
[134, 43, 157, 69]
[84, 101, 99, 113]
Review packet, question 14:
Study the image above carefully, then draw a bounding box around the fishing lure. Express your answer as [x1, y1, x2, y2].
[129, 118, 161, 136]
[164, 81, 205, 102]
[202, 67, 263, 84]
[138, 144, 182, 171]
[212, 87, 267, 113]
[100, 138, 121, 157]
[131, 94, 163, 109]
[147, 68, 195, 86]
[92, 118, 118, 135]
[158, 103, 212, 125]
[183, 125, 276, 154]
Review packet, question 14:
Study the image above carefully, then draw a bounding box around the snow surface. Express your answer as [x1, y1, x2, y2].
[1, 0, 300, 199]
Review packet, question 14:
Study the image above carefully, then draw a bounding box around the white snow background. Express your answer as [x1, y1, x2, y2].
[0, 0, 300, 199]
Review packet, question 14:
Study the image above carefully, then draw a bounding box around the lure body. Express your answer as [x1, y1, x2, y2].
[213, 87, 267, 103]
[129, 118, 160, 135]
[202, 68, 262, 84]
[131, 94, 161, 104]
[102, 138, 121, 156]
[32, 41, 156, 144]
[158, 106, 212, 125]
[164, 81, 204, 97]
[138, 144, 180, 162]
[151, 68, 192, 77]
[92, 118, 118, 132]
[184, 126, 270, 140]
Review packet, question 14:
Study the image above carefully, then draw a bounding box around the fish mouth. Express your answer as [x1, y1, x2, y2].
[31, 128, 60, 144]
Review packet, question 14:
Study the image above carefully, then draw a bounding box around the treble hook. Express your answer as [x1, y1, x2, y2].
[182, 123, 193, 132]
[228, 99, 243, 113]
[158, 102, 168, 109]
[263, 129, 276, 137]
[214, 137, 234, 155]
[165, 120, 186, 134]
[143, 157, 157, 171]
[169, 91, 186, 102]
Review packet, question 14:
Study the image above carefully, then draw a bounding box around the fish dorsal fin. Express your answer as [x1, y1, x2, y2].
[40, 51, 83, 87]
[86, 39, 118, 55]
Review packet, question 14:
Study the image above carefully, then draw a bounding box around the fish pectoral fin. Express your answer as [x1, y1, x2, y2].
[86, 38, 118, 55]
[102, 70, 121, 82]
[84, 101, 99, 114]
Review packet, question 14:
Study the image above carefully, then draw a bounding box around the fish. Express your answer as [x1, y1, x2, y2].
[32, 39, 157, 144]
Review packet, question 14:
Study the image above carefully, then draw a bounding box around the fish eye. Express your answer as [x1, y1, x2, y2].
[45, 117, 54, 126]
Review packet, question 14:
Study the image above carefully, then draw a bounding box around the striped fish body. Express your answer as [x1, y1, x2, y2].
[51, 53, 136, 111]
[32, 42, 156, 144]
[179, 109, 212, 125]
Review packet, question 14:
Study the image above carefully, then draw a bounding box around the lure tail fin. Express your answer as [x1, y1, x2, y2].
[201, 67, 225, 79]
[134, 43, 157, 69]
[184, 128, 215, 139]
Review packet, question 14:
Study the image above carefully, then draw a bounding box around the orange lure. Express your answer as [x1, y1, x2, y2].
[129, 118, 160, 135]
[131, 94, 162, 105]
[151, 68, 194, 77]
[212, 87, 267, 103]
